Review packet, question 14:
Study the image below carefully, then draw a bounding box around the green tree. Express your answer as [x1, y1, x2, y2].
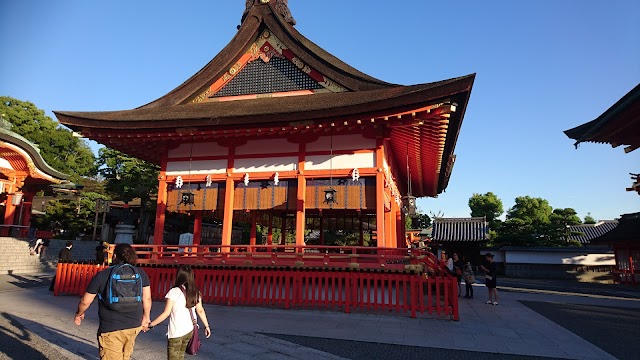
[468, 192, 504, 230]
[506, 196, 553, 225]
[542, 208, 583, 247]
[97, 148, 159, 243]
[40, 191, 108, 240]
[0, 96, 96, 178]
[406, 212, 431, 230]
[494, 196, 553, 247]
[583, 213, 596, 224]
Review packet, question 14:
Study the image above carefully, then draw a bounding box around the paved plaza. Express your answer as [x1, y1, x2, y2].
[0, 273, 638, 360]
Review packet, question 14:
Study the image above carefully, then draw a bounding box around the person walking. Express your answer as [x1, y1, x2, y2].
[462, 261, 475, 299]
[49, 241, 73, 291]
[147, 265, 211, 360]
[480, 253, 498, 305]
[74, 243, 152, 360]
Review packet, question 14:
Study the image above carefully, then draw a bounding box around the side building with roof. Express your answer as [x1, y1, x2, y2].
[430, 217, 488, 264]
[568, 220, 619, 246]
[0, 123, 73, 237]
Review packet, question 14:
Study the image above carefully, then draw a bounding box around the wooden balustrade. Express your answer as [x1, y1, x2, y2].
[53, 261, 459, 320]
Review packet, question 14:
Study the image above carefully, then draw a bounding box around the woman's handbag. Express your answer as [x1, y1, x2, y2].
[180, 287, 201, 355]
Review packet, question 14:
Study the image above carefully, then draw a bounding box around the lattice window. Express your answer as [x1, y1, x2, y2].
[213, 57, 322, 97]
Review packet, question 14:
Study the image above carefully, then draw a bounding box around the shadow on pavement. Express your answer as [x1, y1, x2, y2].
[0, 311, 98, 360]
[520, 301, 640, 360]
[262, 333, 565, 360]
[0, 312, 53, 359]
[4, 273, 51, 290]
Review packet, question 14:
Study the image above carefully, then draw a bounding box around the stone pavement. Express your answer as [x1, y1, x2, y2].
[1, 273, 638, 360]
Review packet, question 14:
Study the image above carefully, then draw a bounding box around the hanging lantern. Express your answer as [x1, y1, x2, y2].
[11, 192, 23, 206]
[180, 191, 195, 205]
[401, 195, 416, 216]
[324, 188, 337, 204]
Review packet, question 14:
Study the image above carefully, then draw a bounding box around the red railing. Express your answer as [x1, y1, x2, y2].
[53, 258, 459, 320]
[104, 244, 451, 273]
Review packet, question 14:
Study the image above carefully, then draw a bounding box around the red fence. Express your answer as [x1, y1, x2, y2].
[53, 262, 459, 320]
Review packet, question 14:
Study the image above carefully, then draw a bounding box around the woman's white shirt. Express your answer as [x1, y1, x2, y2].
[165, 287, 196, 338]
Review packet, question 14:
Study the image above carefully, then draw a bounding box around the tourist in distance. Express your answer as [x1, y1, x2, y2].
[480, 253, 498, 305]
[462, 261, 475, 299]
[49, 241, 73, 292]
[452, 252, 465, 297]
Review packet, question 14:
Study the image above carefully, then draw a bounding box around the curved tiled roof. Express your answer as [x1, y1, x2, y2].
[564, 83, 640, 153]
[590, 213, 640, 243]
[568, 221, 618, 244]
[53, 2, 475, 198]
[0, 128, 69, 182]
[432, 217, 488, 242]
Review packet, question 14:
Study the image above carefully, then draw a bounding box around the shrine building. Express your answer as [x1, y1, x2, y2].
[0, 121, 72, 237]
[54, 1, 475, 251]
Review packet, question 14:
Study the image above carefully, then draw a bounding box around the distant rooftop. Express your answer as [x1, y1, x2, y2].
[432, 217, 488, 242]
[568, 221, 618, 244]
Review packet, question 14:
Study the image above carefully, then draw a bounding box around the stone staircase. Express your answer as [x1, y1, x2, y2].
[0, 237, 103, 275]
[0, 237, 57, 275]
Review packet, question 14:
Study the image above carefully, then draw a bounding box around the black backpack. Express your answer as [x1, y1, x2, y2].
[99, 263, 143, 311]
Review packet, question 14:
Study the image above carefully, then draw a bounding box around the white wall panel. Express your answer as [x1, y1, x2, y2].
[236, 139, 298, 155]
[166, 159, 227, 175]
[305, 152, 375, 170]
[168, 142, 227, 158]
[234, 156, 298, 173]
[306, 134, 375, 152]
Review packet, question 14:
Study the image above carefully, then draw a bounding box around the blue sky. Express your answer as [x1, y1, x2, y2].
[1, 1, 638, 221]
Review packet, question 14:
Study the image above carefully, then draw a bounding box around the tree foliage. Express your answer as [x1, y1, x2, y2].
[494, 197, 583, 247]
[38, 191, 108, 240]
[583, 213, 596, 224]
[468, 192, 503, 230]
[97, 148, 159, 243]
[0, 96, 96, 178]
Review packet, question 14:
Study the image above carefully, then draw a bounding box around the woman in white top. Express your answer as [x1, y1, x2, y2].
[147, 265, 211, 360]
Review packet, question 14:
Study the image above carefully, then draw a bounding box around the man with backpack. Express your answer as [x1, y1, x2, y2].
[74, 243, 152, 360]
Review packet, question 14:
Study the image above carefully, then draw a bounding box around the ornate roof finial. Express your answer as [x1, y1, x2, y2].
[241, 0, 296, 26]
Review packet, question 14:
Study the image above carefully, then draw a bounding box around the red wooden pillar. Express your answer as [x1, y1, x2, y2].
[153, 161, 168, 246]
[375, 138, 385, 248]
[193, 211, 203, 246]
[384, 190, 393, 248]
[221, 146, 236, 253]
[221, 177, 235, 253]
[267, 212, 273, 245]
[295, 143, 306, 251]
[4, 194, 16, 227]
[295, 176, 306, 250]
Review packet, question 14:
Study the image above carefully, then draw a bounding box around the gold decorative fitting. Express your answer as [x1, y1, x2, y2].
[260, 0, 270, 3]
